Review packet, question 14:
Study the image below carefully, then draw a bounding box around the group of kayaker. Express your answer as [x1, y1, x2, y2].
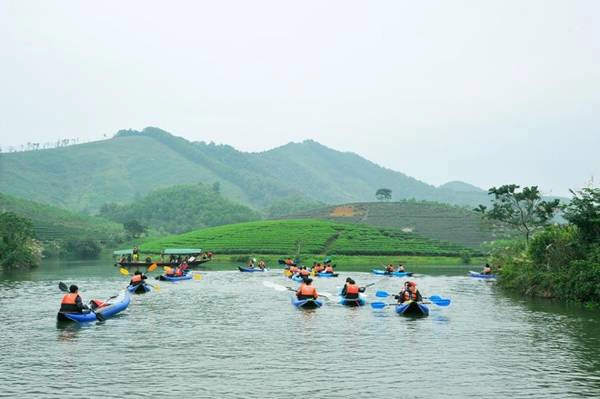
[246, 258, 266, 270]
[384, 263, 406, 273]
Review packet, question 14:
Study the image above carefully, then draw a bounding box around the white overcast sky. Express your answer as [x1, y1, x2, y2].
[1, 0, 599, 196]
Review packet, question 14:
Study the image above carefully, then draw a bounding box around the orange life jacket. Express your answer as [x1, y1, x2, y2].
[61, 293, 79, 305]
[131, 275, 143, 284]
[174, 268, 183, 276]
[297, 284, 317, 298]
[345, 284, 359, 295]
[285, 259, 293, 265]
[325, 266, 333, 273]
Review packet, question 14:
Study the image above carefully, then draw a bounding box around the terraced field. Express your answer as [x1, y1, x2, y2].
[282, 201, 513, 248]
[0, 193, 124, 242]
[140, 219, 473, 256]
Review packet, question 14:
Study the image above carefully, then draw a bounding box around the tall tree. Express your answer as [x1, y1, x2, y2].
[376, 188, 392, 201]
[475, 185, 560, 242]
[562, 187, 600, 243]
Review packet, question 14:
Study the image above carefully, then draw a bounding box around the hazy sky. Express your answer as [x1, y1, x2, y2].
[1, 1, 598, 196]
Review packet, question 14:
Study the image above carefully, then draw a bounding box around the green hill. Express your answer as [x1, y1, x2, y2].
[0, 127, 489, 212]
[280, 201, 512, 248]
[99, 183, 261, 234]
[0, 192, 124, 243]
[140, 219, 473, 257]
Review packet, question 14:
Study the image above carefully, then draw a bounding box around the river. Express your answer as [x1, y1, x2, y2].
[1, 259, 599, 398]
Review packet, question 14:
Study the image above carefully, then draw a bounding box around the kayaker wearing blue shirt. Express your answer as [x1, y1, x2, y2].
[341, 278, 363, 299]
[129, 271, 147, 287]
[482, 263, 492, 275]
[59, 285, 89, 313]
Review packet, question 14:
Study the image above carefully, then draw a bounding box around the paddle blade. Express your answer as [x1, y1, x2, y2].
[283, 270, 292, 277]
[163, 266, 173, 274]
[193, 273, 202, 280]
[431, 299, 451, 307]
[375, 290, 391, 298]
[94, 311, 106, 322]
[58, 282, 69, 292]
[370, 302, 388, 309]
[147, 263, 157, 273]
[153, 283, 161, 292]
[119, 268, 130, 276]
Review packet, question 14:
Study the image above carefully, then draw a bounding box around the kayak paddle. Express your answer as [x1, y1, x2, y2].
[119, 268, 160, 291]
[374, 290, 451, 306]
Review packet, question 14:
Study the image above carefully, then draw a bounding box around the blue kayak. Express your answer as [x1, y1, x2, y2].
[159, 272, 192, 281]
[291, 297, 323, 309]
[395, 301, 429, 316]
[57, 292, 131, 322]
[291, 275, 305, 283]
[238, 266, 268, 272]
[372, 269, 413, 277]
[338, 293, 367, 307]
[127, 283, 150, 294]
[316, 272, 338, 278]
[469, 271, 496, 279]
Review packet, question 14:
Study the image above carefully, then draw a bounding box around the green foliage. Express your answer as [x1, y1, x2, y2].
[460, 251, 472, 264]
[123, 220, 147, 238]
[563, 187, 600, 243]
[63, 239, 102, 259]
[99, 183, 261, 234]
[0, 192, 125, 243]
[282, 200, 508, 249]
[527, 225, 585, 271]
[0, 127, 492, 212]
[477, 185, 561, 242]
[0, 212, 42, 269]
[376, 188, 392, 201]
[140, 219, 474, 257]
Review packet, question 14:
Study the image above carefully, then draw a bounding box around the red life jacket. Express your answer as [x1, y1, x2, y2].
[290, 266, 299, 274]
[174, 268, 183, 276]
[61, 293, 79, 305]
[300, 269, 310, 276]
[345, 284, 359, 295]
[131, 275, 143, 284]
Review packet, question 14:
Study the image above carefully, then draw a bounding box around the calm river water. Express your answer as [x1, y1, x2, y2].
[1, 259, 599, 398]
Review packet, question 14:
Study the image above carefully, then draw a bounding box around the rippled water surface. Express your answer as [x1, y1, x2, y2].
[1, 260, 599, 398]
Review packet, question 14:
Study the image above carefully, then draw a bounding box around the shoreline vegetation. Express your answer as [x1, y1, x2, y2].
[480, 186, 600, 308]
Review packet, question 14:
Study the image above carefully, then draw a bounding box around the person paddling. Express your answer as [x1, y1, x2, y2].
[129, 270, 147, 287]
[341, 277, 363, 299]
[59, 285, 89, 314]
[385, 264, 395, 274]
[324, 264, 334, 273]
[299, 266, 311, 278]
[482, 263, 492, 275]
[398, 264, 405, 272]
[396, 281, 422, 303]
[258, 260, 266, 270]
[296, 278, 319, 300]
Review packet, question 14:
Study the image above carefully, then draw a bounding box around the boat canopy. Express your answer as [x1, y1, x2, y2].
[113, 249, 133, 256]
[162, 248, 202, 255]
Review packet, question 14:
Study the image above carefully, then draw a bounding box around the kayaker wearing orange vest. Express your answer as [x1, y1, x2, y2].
[296, 278, 319, 300]
[396, 281, 422, 303]
[59, 285, 89, 313]
[299, 266, 311, 277]
[129, 271, 147, 287]
[341, 277, 363, 299]
[324, 264, 334, 273]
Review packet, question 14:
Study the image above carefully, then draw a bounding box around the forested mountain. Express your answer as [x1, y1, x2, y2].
[99, 183, 261, 234]
[0, 127, 489, 212]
